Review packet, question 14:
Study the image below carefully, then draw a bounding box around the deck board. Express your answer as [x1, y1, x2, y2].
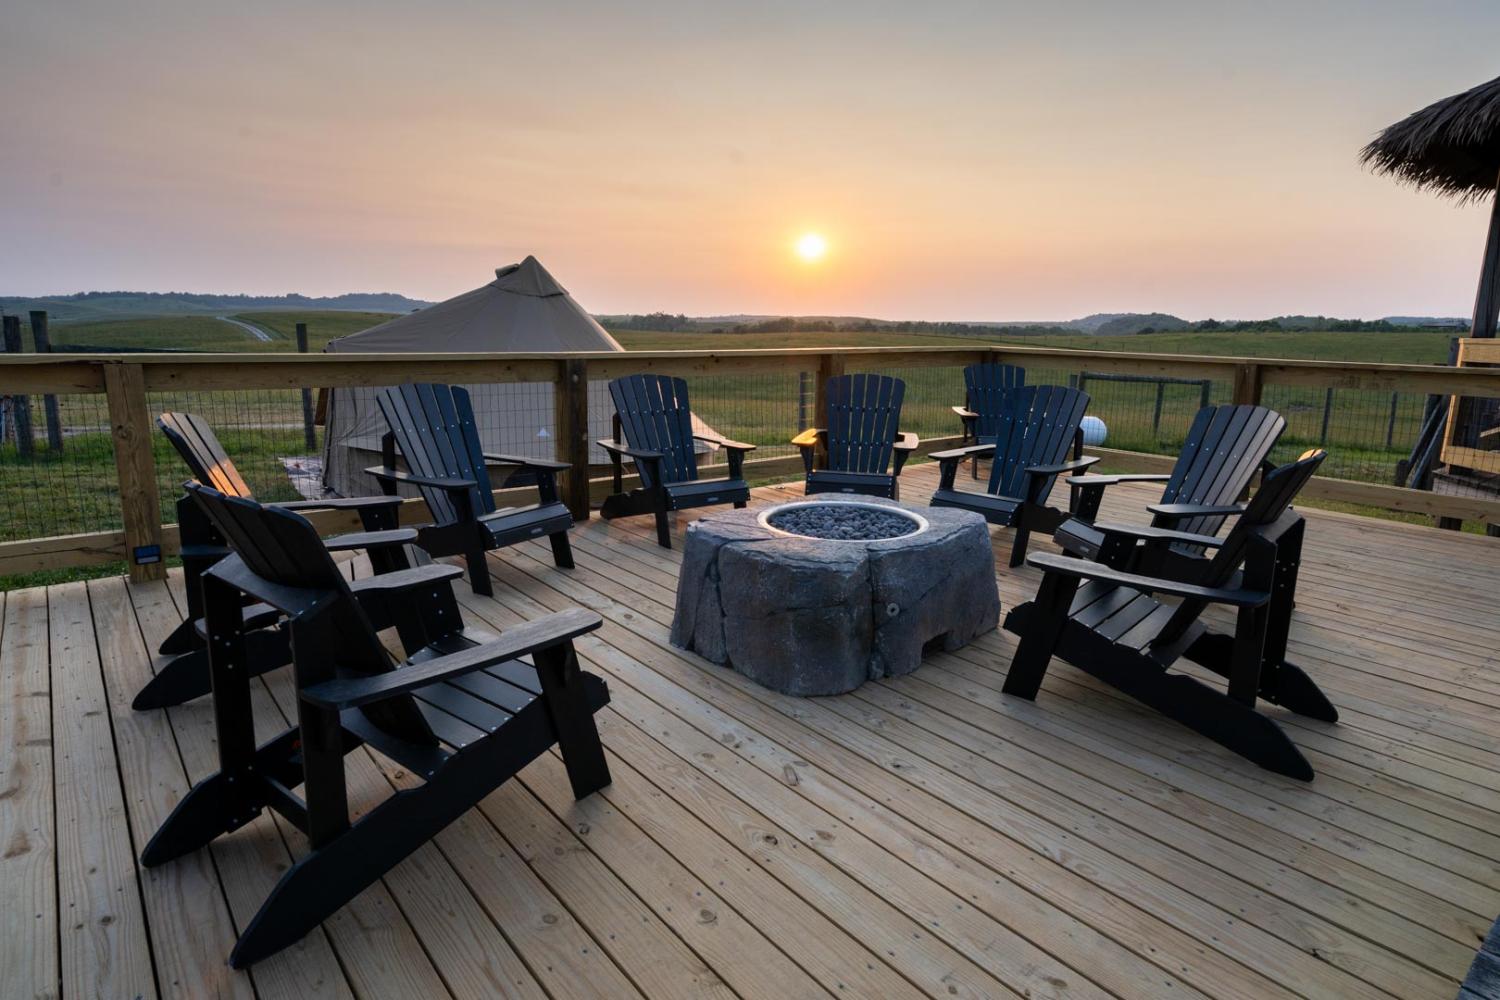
[9, 463, 1500, 999]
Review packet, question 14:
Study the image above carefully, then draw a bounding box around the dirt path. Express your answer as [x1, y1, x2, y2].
[215, 315, 273, 342]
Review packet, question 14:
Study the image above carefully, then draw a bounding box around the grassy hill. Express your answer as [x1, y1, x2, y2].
[41, 311, 395, 353]
[0, 290, 426, 323]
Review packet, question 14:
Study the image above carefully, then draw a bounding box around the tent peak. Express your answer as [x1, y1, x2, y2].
[493, 255, 567, 297]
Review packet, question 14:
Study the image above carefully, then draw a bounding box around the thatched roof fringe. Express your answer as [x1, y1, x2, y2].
[1361, 74, 1500, 203]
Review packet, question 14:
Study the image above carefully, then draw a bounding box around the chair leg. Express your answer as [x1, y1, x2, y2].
[465, 549, 493, 596]
[1008, 527, 1031, 568]
[157, 616, 203, 656]
[733, 500, 747, 509]
[1003, 575, 1078, 700]
[549, 531, 575, 569]
[132, 628, 292, 710]
[534, 643, 612, 799]
[654, 511, 671, 549]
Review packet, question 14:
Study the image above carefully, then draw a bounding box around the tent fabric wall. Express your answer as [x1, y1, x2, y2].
[320, 256, 717, 498]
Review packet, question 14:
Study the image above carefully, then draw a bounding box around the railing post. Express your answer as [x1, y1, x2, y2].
[28, 311, 64, 452]
[555, 358, 590, 521]
[2, 316, 34, 458]
[1231, 363, 1263, 406]
[103, 362, 165, 581]
[814, 353, 844, 470]
[296, 322, 317, 450]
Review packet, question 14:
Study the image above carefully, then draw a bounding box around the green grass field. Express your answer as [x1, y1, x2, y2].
[0, 314, 1483, 589]
[611, 327, 1455, 364]
[47, 311, 396, 353]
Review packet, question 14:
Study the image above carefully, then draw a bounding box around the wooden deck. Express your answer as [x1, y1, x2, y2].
[5, 462, 1500, 1000]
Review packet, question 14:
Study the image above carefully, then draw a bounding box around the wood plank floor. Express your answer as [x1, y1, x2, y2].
[5, 462, 1500, 999]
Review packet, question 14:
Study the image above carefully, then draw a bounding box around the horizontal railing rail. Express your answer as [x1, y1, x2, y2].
[0, 343, 1496, 580]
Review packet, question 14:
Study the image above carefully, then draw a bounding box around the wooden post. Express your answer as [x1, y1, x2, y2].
[28, 311, 64, 452]
[554, 358, 589, 521]
[1151, 380, 1165, 435]
[2, 316, 33, 458]
[1231, 363, 1263, 407]
[1319, 387, 1334, 445]
[813, 353, 844, 470]
[296, 323, 316, 449]
[103, 363, 165, 581]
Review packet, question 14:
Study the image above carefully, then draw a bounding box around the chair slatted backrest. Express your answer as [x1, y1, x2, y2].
[610, 375, 698, 488]
[963, 363, 1026, 440]
[1160, 404, 1286, 538]
[826, 374, 906, 475]
[987, 385, 1090, 500]
[377, 384, 497, 526]
[1158, 449, 1326, 642]
[187, 482, 436, 744]
[159, 412, 254, 498]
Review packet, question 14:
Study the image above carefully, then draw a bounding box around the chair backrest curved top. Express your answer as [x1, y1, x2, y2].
[1158, 448, 1325, 642]
[185, 481, 435, 744]
[159, 412, 253, 499]
[609, 374, 698, 488]
[376, 383, 496, 526]
[987, 385, 1090, 500]
[963, 363, 1026, 440]
[1160, 404, 1286, 538]
[825, 373, 906, 476]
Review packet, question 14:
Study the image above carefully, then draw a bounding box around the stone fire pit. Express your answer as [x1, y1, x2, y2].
[670, 496, 1000, 695]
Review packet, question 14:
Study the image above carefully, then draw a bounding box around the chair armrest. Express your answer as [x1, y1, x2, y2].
[1025, 552, 1271, 607]
[349, 563, 465, 595]
[694, 434, 757, 453]
[790, 428, 824, 448]
[597, 439, 664, 462]
[1089, 521, 1225, 549]
[892, 431, 919, 451]
[365, 466, 479, 493]
[1147, 502, 1245, 521]
[302, 608, 603, 709]
[322, 528, 418, 552]
[1025, 455, 1101, 477]
[271, 495, 402, 513]
[482, 452, 571, 472]
[1065, 472, 1172, 487]
[951, 405, 978, 420]
[930, 442, 995, 462]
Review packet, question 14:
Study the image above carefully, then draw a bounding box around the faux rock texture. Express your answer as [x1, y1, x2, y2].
[671, 496, 1000, 695]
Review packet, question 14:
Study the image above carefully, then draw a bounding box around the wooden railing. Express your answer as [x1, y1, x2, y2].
[1, 343, 1498, 581]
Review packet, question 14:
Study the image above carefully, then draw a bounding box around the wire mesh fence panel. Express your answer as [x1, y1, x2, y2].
[0, 392, 118, 542]
[681, 370, 805, 469]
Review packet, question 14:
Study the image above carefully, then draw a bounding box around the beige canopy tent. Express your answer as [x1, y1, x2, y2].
[321, 256, 716, 497]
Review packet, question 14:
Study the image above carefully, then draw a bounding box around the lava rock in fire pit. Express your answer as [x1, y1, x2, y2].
[671, 496, 1000, 695]
[766, 503, 919, 540]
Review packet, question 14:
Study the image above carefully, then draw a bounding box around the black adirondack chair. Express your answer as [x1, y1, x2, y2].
[369, 383, 575, 596]
[141, 483, 611, 968]
[136, 412, 416, 710]
[953, 362, 1026, 478]
[599, 374, 756, 548]
[929, 385, 1099, 567]
[1064, 404, 1285, 577]
[1003, 449, 1334, 780]
[793, 374, 918, 499]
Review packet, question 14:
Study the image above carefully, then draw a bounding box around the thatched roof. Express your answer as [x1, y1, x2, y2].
[1361, 74, 1500, 203]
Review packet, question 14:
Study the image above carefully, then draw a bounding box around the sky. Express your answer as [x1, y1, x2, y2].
[3, 0, 1500, 321]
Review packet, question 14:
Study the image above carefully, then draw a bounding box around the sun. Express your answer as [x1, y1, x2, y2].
[795, 232, 828, 262]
